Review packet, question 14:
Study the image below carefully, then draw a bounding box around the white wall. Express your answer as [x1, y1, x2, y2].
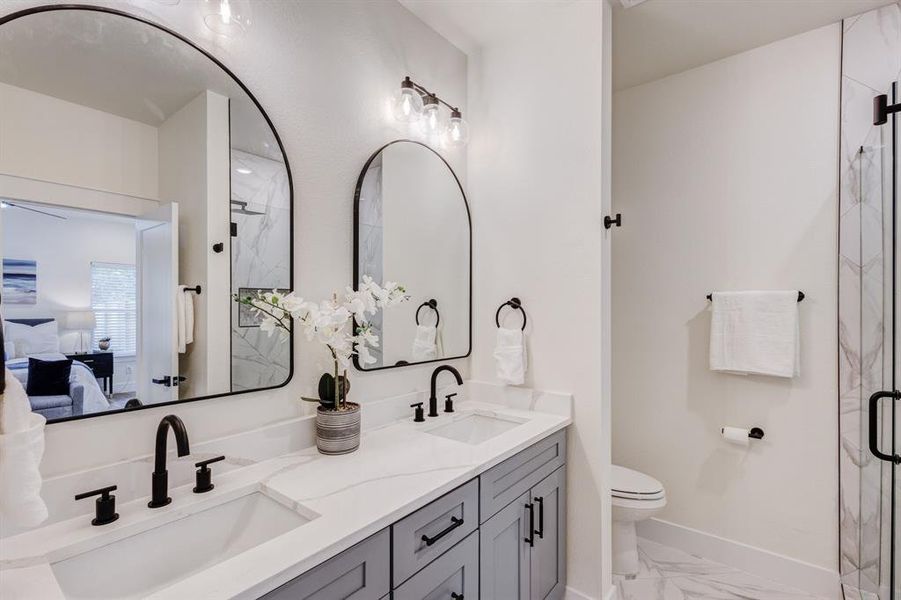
[612, 24, 840, 570]
[0, 0, 469, 477]
[0, 82, 158, 199]
[158, 90, 231, 398]
[466, 2, 607, 597]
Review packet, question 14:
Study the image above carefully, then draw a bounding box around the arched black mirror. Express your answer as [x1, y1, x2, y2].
[0, 6, 293, 422]
[353, 140, 471, 370]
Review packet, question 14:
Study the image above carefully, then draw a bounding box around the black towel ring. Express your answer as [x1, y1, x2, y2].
[415, 299, 440, 327]
[495, 297, 527, 330]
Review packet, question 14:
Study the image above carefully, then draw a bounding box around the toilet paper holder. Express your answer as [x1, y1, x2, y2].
[721, 426, 765, 440]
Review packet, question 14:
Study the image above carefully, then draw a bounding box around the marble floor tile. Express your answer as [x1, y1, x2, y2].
[614, 539, 827, 600]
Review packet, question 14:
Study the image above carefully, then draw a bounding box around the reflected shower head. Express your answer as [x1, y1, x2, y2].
[230, 200, 265, 216]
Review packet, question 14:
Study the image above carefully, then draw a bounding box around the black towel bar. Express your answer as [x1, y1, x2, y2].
[415, 299, 440, 326]
[706, 291, 804, 302]
[184, 285, 202, 294]
[496, 297, 527, 330]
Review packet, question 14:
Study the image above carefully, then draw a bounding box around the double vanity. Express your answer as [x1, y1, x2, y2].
[0, 383, 571, 599]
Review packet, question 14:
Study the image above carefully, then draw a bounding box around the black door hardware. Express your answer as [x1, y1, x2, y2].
[534, 496, 545, 539]
[421, 516, 464, 546]
[451, 594, 464, 600]
[149, 415, 191, 508]
[604, 213, 622, 229]
[75, 485, 119, 526]
[230, 222, 238, 237]
[152, 376, 172, 387]
[410, 402, 425, 422]
[868, 390, 901, 464]
[524, 502, 536, 546]
[874, 94, 901, 126]
[194, 455, 226, 493]
[212, 242, 224, 253]
[444, 393, 457, 413]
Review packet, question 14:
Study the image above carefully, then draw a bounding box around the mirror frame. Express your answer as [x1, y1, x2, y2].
[0, 4, 295, 422]
[352, 139, 472, 371]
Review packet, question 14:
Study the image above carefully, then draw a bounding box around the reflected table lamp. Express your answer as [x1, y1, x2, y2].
[66, 310, 96, 354]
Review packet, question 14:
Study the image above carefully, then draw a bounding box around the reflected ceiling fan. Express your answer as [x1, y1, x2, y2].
[0, 200, 67, 220]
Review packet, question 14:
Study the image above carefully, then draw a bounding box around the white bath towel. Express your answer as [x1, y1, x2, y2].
[176, 285, 195, 354]
[411, 325, 439, 361]
[709, 291, 800, 378]
[494, 327, 527, 385]
[0, 369, 48, 528]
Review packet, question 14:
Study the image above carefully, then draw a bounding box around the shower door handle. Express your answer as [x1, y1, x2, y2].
[868, 390, 901, 464]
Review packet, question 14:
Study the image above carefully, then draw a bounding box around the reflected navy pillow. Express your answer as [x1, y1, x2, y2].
[25, 358, 72, 396]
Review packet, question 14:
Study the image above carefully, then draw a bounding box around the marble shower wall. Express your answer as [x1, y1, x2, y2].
[230, 148, 291, 391]
[838, 5, 901, 599]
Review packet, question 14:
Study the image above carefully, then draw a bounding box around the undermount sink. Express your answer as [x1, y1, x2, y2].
[426, 412, 525, 445]
[51, 491, 315, 599]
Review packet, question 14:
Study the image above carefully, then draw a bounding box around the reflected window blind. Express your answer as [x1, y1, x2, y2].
[91, 262, 137, 355]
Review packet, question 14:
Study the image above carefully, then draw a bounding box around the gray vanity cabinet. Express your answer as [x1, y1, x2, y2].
[260, 529, 390, 600]
[393, 531, 479, 600]
[480, 464, 567, 600]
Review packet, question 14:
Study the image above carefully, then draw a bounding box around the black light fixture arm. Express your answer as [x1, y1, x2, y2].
[403, 76, 462, 115]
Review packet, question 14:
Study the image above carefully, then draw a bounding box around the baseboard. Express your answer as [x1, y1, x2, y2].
[637, 518, 842, 599]
[564, 585, 600, 600]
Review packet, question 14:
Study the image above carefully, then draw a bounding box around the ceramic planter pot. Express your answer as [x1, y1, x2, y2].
[316, 402, 361, 455]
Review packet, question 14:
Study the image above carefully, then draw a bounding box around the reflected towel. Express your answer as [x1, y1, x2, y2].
[709, 291, 800, 378]
[411, 325, 438, 361]
[494, 327, 526, 385]
[176, 285, 195, 354]
[0, 369, 48, 528]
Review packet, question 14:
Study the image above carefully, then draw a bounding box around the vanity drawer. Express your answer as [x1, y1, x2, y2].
[480, 429, 566, 522]
[393, 530, 479, 600]
[392, 478, 478, 585]
[261, 528, 389, 600]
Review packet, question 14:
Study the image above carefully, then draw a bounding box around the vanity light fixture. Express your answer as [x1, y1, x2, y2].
[202, 0, 251, 38]
[392, 76, 469, 148]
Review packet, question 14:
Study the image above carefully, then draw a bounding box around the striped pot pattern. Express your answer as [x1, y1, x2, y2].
[316, 403, 361, 455]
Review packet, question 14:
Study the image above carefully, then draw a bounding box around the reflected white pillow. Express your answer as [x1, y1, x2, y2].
[3, 321, 60, 358]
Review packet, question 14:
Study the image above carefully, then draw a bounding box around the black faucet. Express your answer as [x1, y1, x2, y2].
[429, 365, 463, 417]
[148, 415, 191, 508]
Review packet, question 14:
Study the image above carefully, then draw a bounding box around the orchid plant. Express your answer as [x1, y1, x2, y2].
[233, 276, 408, 410]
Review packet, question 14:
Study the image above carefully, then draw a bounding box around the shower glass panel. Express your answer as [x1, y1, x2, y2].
[840, 6, 900, 599]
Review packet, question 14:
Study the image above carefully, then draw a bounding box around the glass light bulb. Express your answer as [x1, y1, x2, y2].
[443, 114, 470, 148]
[392, 87, 423, 123]
[421, 103, 441, 136]
[203, 0, 251, 37]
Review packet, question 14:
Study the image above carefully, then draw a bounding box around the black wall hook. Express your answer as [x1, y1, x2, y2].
[604, 213, 622, 229]
[496, 297, 527, 330]
[415, 299, 440, 326]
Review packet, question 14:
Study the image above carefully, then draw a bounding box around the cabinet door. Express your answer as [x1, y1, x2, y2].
[261, 529, 390, 600]
[480, 490, 530, 600]
[529, 466, 566, 600]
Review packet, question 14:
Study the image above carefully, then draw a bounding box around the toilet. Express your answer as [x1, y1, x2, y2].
[611, 465, 667, 576]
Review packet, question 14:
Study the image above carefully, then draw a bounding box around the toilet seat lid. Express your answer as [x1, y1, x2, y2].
[611, 465, 665, 501]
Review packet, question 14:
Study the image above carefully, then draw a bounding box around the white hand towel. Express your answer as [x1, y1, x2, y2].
[494, 327, 527, 385]
[411, 325, 438, 361]
[709, 291, 800, 378]
[176, 286, 195, 354]
[0, 369, 48, 528]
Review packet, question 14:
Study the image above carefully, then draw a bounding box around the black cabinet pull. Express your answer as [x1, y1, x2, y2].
[524, 502, 535, 547]
[152, 376, 172, 387]
[451, 594, 464, 599]
[869, 390, 901, 464]
[534, 496, 544, 539]
[421, 516, 464, 546]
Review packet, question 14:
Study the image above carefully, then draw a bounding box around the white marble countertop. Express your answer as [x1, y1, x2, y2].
[0, 386, 571, 600]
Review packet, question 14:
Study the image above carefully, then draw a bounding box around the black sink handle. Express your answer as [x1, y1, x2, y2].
[421, 516, 464, 546]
